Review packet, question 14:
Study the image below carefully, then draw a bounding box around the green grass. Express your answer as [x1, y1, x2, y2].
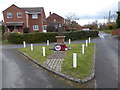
[18, 43, 95, 79]
[102, 30, 113, 34]
[61, 43, 95, 79]
[18, 45, 54, 64]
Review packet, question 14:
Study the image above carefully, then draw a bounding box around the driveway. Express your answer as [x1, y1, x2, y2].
[95, 31, 118, 88]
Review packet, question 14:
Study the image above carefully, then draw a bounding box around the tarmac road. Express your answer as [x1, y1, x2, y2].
[95, 31, 119, 88]
[2, 48, 74, 88]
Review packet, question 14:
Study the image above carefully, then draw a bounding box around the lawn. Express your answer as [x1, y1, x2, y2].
[18, 43, 95, 80]
[18, 45, 54, 64]
[61, 43, 95, 79]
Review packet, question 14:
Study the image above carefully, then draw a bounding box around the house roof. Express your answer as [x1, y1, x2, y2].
[46, 13, 64, 20]
[3, 4, 43, 13]
[21, 7, 43, 13]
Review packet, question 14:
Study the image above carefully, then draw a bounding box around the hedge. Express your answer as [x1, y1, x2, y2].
[8, 30, 98, 44]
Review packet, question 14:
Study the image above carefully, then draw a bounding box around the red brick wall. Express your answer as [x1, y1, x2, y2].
[46, 13, 64, 25]
[112, 29, 120, 35]
[28, 14, 43, 33]
[3, 5, 27, 28]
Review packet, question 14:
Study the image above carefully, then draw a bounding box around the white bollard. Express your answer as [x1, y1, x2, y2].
[43, 47, 46, 56]
[69, 39, 71, 44]
[73, 53, 77, 68]
[47, 40, 49, 46]
[86, 40, 88, 47]
[23, 41, 26, 48]
[82, 44, 85, 54]
[31, 44, 33, 51]
[89, 37, 91, 43]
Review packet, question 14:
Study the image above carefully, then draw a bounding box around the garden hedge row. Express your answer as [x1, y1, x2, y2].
[8, 30, 98, 44]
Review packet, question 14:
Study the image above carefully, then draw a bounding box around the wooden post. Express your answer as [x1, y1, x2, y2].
[69, 39, 71, 44]
[47, 40, 49, 46]
[82, 44, 85, 54]
[86, 40, 88, 47]
[23, 41, 26, 48]
[73, 53, 77, 68]
[31, 44, 33, 51]
[43, 47, 46, 56]
[89, 37, 91, 43]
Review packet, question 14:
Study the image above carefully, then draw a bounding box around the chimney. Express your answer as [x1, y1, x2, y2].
[49, 12, 51, 16]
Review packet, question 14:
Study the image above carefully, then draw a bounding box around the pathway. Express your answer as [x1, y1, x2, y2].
[44, 51, 65, 72]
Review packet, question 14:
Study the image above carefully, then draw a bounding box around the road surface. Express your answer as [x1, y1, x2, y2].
[2, 47, 74, 88]
[95, 31, 119, 88]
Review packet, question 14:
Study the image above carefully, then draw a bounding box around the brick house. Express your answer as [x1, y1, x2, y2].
[3, 4, 47, 33]
[46, 12, 71, 31]
[46, 12, 82, 31]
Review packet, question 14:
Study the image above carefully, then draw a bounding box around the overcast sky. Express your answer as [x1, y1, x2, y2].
[0, 0, 119, 25]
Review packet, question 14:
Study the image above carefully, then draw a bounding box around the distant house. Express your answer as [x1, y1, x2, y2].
[46, 12, 70, 31]
[2, 4, 47, 33]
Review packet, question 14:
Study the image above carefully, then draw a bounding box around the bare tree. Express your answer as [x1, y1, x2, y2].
[65, 12, 80, 21]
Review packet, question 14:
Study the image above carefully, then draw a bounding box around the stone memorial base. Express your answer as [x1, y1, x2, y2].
[55, 36, 65, 44]
[49, 36, 71, 51]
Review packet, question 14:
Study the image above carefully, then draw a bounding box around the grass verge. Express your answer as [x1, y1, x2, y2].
[18, 43, 95, 80]
[61, 43, 95, 80]
[18, 45, 54, 64]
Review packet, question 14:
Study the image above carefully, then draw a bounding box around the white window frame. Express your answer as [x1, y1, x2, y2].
[43, 25, 47, 30]
[17, 12, 22, 18]
[7, 13, 12, 18]
[33, 25, 39, 30]
[32, 14, 38, 19]
[54, 19, 56, 22]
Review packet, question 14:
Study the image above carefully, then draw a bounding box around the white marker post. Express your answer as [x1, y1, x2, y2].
[86, 40, 88, 47]
[73, 53, 77, 68]
[31, 44, 33, 51]
[82, 44, 85, 54]
[69, 39, 71, 44]
[23, 41, 26, 48]
[43, 47, 46, 56]
[89, 37, 91, 43]
[47, 40, 49, 46]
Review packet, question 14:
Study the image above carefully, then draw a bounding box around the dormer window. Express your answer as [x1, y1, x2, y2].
[17, 12, 22, 18]
[32, 14, 38, 19]
[7, 13, 12, 18]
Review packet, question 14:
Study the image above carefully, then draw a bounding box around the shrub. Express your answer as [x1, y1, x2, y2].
[8, 30, 98, 44]
[2, 31, 11, 40]
[23, 27, 30, 33]
[2, 25, 5, 35]
[46, 26, 56, 32]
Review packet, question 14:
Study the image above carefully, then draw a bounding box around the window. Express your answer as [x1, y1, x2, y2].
[33, 25, 39, 30]
[54, 19, 56, 22]
[43, 25, 47, 30]
[17, 12, 22, 18]
[32, 14, 38, 19]
[7, 13, 12, 18]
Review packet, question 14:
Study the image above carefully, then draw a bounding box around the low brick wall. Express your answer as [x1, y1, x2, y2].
[112, 29, 120, 35]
